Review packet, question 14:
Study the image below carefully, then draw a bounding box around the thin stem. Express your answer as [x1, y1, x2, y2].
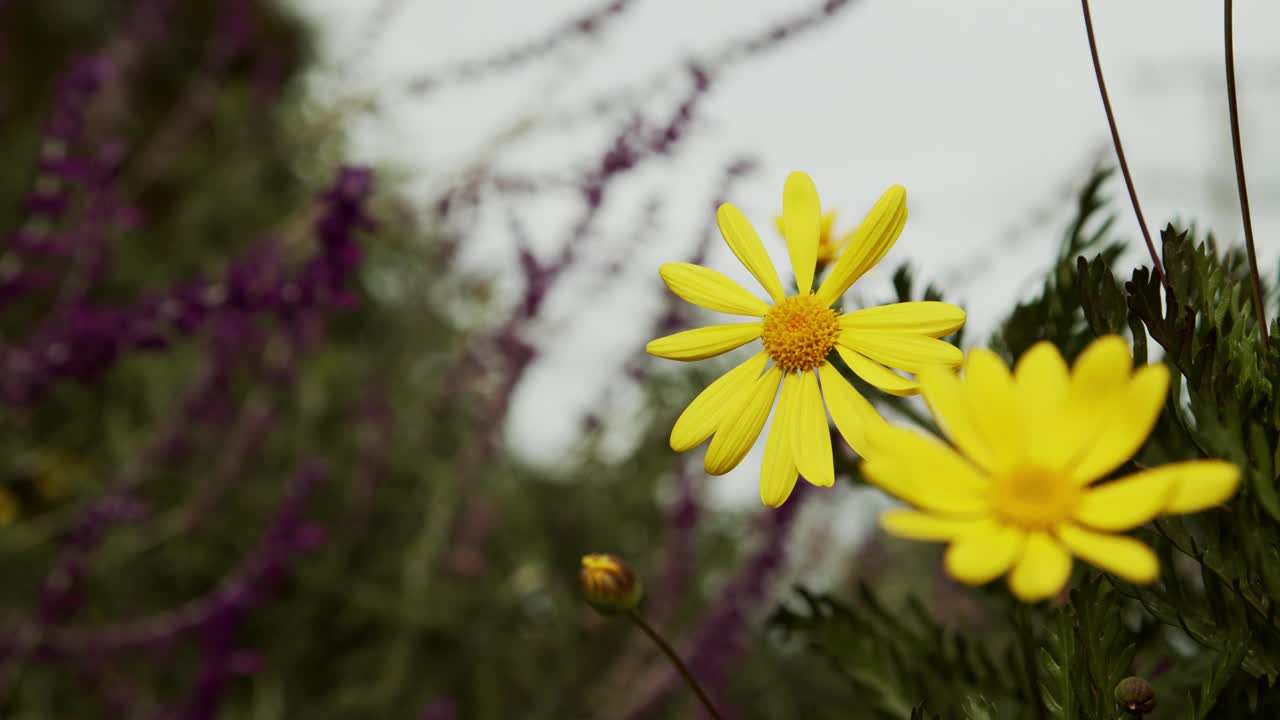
[1013, 605, 1048, 720]
[1080, 0, 1169, 291]
[626, 610, 724, 720]
[1225, 0, 1270, 346]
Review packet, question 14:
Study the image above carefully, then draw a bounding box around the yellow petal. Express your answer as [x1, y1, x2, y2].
[716, 203, 786, 303]
[839, 302, 966, 338]
[1055, 337, 1131, 432]
[816, 362, 881, 456]
[659, 262, 770, 317]
[1135, 460, 1239, 515]
[781, 171, 821, 295]
[1049, 337, 1136, 474]
[840, 332, 963, 373]
[704, 366, 782, 475]
[781, 212, 839, 253]
[1007, 532, 1072, 602]
[865, 423, 990, 491]
[962, 349, 1024, 472]
[917, 368, 997, 472]
[1057, 524, 1158, 584]
[861, 457, 987, 515]
[1071, 335, 1133, 391]
[670, 352, 769, 452]
[1013, 341, 1069, 413]
[944, 521, 1025, 585]
[861, 425, 990, 515]
[835, 345, 920, 396]
[1013, 342, 1071, 463]
[881, 510, 988, 542]
[792, 370, 834, 487]
[760, 374, 801, 507]
[1068, 364, 1169, 484]
[646, 323, 762, 361]
[1073, 469, 1176, 531]
[816, 185, 907, 306]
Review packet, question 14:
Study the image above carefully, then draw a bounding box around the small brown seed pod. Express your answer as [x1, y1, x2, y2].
[1114, 675, 1156, 716]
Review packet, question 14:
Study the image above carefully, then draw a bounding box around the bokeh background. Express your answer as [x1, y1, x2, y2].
[1, 1, 1278, 718]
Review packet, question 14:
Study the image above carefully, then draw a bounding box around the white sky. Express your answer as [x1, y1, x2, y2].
[293, 0, 1280, 514]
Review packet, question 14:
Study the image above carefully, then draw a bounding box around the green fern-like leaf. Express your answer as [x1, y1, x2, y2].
[991, 168, 1125, 363]
[770, 587, 1025, 720]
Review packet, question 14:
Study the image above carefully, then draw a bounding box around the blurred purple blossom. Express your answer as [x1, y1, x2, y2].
[171, 462, 329, 720]
[686, 488, 804, 717]
[420, 696, 458, 720]
[3, 461, 329, 661]
[622, 487, 804, 720]
[0, 38, 374, 711]
[405, 0, 636, 95]
[0, 165, 374, 404]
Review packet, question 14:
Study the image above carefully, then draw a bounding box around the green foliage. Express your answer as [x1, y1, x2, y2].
[1039, 581, 1136, 720]
[770, 587, 1023, 719]
[1125, 226, 1276, 419]
[992, 168, 1125, 364]
[959, 695, 1001, 720]
[910, 704, 940, 720]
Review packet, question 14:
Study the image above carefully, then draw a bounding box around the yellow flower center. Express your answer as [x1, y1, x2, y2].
[992, 466, 1080, 531]
[761, 294, 839, 372]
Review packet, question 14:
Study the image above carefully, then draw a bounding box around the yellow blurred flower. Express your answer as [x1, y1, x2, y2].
[775, 210, 848, 267]
[646, 171, 966, 507]
[863, 336, 1240, 602]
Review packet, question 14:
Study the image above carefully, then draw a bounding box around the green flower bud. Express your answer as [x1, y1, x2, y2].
[1114, 676, 1156, 715]
[579, 554, 643, 614]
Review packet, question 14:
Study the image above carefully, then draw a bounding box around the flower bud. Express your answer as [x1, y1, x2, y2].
[579, 554, 643, 614]
[1114, 676, 1156, 715]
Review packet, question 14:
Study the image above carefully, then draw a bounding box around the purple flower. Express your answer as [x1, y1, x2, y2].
[421, 697, 458, 720]
[0, 166, 374, 404]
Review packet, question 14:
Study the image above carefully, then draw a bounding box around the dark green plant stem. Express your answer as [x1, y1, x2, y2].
[1224, 0, 1270, 347]
[1014, 605, 1048, 720]
[1079, 0, 1169, 292]
[626, 610, 724, 720]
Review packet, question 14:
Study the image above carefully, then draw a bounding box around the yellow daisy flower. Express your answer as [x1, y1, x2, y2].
[775, 210, 849, 267]
[646, 171, 967, 507]
[863, 335, 1241, 602]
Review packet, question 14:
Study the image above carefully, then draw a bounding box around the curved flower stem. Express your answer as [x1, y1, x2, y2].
[1079, 0, 1169, 292]
[626, 610, 724, 720]
[1224, 0, 1270, 347]
[1013, 605, 1047, 720]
